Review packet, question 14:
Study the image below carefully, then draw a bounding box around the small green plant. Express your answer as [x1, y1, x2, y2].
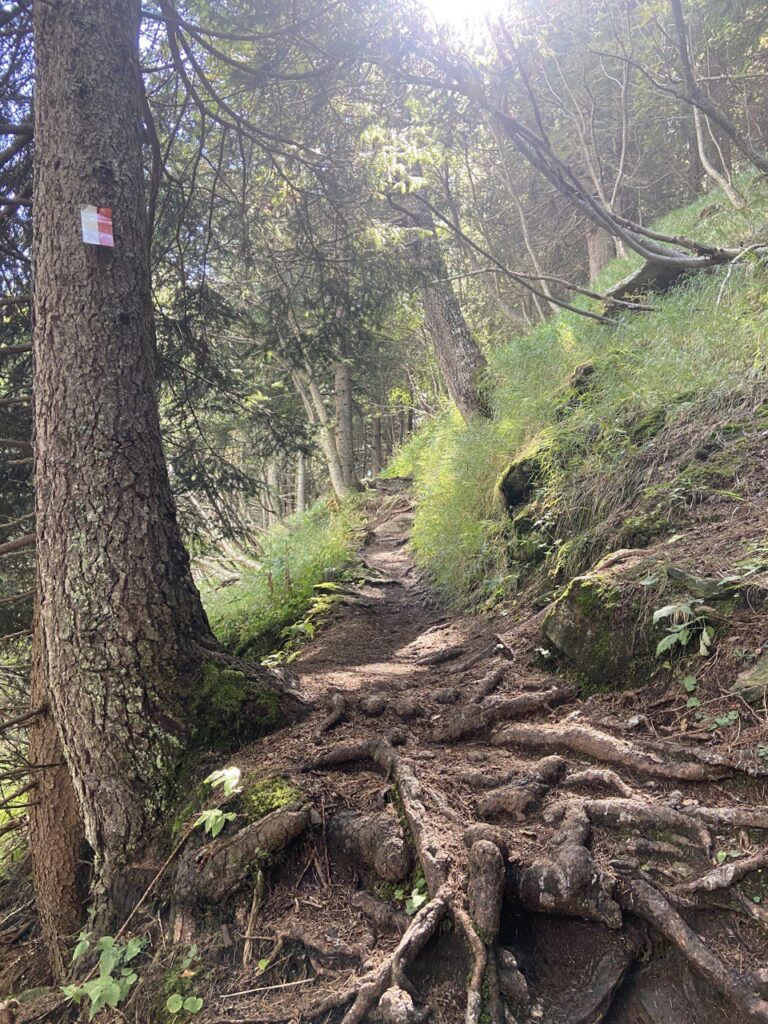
[393, 875, 429, 916]
[204, 766, 242, 796]
[654, 601, 714, 657]
[681, 674, 701, 708]
[194, 808, 236, 838]
[62, 934, 144, 1021]
[166, 993, 203, 1016]
[193, 767, 241, 837]
[715, 848, 743, 865]
[709, 708, 739, 731]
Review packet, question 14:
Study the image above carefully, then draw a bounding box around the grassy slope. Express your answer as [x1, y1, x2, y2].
[387, 179, 768, 606]
[202, 497, 365, 659]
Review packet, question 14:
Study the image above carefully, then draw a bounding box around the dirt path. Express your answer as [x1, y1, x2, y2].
[179, 488, 768, 1024]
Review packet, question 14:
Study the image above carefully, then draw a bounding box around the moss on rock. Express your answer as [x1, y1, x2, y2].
[542, 559, 657, 690]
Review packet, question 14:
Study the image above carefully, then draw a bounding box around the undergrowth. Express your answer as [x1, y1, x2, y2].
[201, 496, 365, 660]
[386, 178, 768, 606]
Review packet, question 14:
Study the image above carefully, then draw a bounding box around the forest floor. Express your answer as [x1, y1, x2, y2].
[161, 482, 768, 1024]
[5, 482, 768, 1024]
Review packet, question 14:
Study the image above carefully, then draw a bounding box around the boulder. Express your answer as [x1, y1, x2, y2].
[542, 553, 657, 689]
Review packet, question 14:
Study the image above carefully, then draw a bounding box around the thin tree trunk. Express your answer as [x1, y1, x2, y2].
[334, 362, 358, 490]
[692, 105, 745, 208]
[32, 0, 217, 922]
[295, 453, 307, 514]
[670, 0, 768, 176]
[291, 369, 349, 499]
[372, 417, 383, 476]
[265, 460, 281, 525]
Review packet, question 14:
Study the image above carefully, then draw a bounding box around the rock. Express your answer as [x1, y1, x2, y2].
[359, 694, 387, 717]
[434, 687, 460, 705]
[379, 987, 417, 1023]
[497, 454, 542, 510]
[394, 697, 424, 721]
[542, 555, 658, 688]
[730, 656, 768, 707]
[666, 566, 737, 600]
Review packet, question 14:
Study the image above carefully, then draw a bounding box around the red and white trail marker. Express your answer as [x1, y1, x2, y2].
[80, 205, 114, 247]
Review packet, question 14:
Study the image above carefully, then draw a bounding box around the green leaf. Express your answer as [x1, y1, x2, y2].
[682, 675, 698, 693]
[716, 850, 727, 864]
[123, 937, 143, 963]
[656, 632, 679, 655]
[257, 957, 270, 971]
[183, 996, 204, 1013]
[653, 604, 679, 623]
[62, 984, 83, 1004]
[686, 696, 701, 708]
[72, 937, 91, 963]
[166, 993, 184, 1014]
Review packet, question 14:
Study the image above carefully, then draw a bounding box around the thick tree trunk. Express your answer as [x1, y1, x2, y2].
[27, 617, 86, 980]
[32, 0, 216, 912]
[586, 223, 618, 280]
[333, 362, 358, 490]
[409, 205, 490, 424]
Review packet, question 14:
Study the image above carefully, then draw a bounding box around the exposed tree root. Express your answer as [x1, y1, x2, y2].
[511, 802, 622, 927]
[675, 849, 768, 894]
[476, 756, 566, 820]
[328, 808, 412, 883]
[577, 797, 713, 851]
[433, 686, 572, 743]
[688, 804, 768, 829]
[469, 663, 508, 702]
[175, 803, 310, 903]
[561, 767, 635, 798]
[314, 692, 346, 740]
[616, 878, 768, 1023]
[494, 720, 730, 781]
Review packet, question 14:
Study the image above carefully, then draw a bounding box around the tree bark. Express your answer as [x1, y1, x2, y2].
[409, 205, 490, 423]
[27, 615, 86, 980]
[586, 223, 617, 280]
[295, 452, 307, 514]
[265, 460, 282, 525]
[334, 362, 358, 490]
[371, 416, 383, 476]
[32, 0, 216, 917]
[291, 369, 350, 499]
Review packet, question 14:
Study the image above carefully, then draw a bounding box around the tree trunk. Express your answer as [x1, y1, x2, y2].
[406, 201, 490, 424]
[291, 369, 350, 499]
[371, 417, 383, 476]
[295, 452, 307, 514]
[334, 362, 358, 490]
[32, 0, 216, 915]
[265, 460, 282, 525]
[586, 223, 617, 280]
[27, 617, 86, 980]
